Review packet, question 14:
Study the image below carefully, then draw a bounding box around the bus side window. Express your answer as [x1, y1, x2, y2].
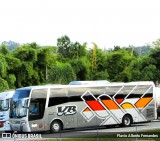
[49, 88, 68, 107]
[68, 96, 82, 102]
[48, 97, 69, 107]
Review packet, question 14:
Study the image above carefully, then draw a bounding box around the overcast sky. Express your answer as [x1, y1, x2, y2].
[0, 0, 160, 48]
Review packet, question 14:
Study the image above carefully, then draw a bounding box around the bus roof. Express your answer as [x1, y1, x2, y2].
[0, 90, 15, 99]
[16, 81, 155, 90]
[69, 80, 110, 85]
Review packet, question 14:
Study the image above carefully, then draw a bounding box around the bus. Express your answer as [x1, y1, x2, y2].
[9, 81, 156, 133]
[0, 90, 15, 132]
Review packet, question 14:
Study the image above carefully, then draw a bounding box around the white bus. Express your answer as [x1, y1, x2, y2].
[0, 90, 15, 132]
[10, 81, 156, 133]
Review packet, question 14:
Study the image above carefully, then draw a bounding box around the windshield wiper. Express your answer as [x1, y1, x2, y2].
[17, 116, 22, 118]
[16, 115, 26, 118]
[0, 109, 6, 111]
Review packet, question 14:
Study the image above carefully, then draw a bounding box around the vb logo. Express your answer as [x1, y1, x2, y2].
[57, 105, 77, 116]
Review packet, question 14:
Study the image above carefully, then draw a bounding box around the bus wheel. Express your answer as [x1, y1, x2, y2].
[122, 115, 132, 127]
[50, 120, 62, 133]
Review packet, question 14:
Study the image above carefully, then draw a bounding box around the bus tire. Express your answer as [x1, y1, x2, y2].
[50, 120, 62, 133]
[122, 114, 132, 127]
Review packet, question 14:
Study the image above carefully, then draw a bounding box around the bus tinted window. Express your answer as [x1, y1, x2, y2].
[48, 88, 68, 107]
[48, 97, 69, 107]
[143, 93, 153, 98]
[13, 90, 30, 99]
[69, 96, 82, 102]
[114, 94, 126, 99]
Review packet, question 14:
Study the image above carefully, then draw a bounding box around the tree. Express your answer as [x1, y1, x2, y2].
[28, 42, 41, 49]
[57, 35, 71, 58]
[92, 70, 109, 80]
[140, 64, 156, 81]
[5, 55, 21, 71]
[57, 35, 87, 59]
[4, 55, 21, 89]
[147, 40, 160, 83]
[87, 43, 109, 80]
[0, 78, 9, 92]
[106, 49, 133, 82]
[36, 46, 57, 83]
[11, 44, 38, 87]
[0, 54, 8, 78]
[0, 44, 9, 55]
[48, 62, 76, 84]
[6, 74, 16, 89]
[129, 57, 142, 81]
[70, 57, 90, 80]
[12, 44, 37, 62]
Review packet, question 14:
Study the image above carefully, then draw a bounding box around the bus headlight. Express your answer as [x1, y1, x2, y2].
[21, 121, 26, 126]
[8, 121, 11, 124]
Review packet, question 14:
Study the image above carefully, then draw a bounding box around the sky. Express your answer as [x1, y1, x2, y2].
[0, 0, 160, 49]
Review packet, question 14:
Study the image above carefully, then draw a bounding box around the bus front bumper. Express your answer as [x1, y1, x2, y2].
[10, 120, 30, 132]
[0, 121, 11, 131]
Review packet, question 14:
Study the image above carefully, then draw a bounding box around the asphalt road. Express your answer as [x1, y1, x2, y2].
[41, 120, 160, 138]
[1, 120, 160, 140]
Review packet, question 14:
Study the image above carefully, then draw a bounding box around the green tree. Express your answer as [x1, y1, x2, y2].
[12, 44, 37, 62]
[48, 62, 76, 84]
[0, 54, 8, 78]
[88, 43, 109, 80]
[0, 77, 9, 92]
[36, 46, 57, 83]
[6, 74, 16, 89]
[28, 42, 41, 49]
[92, 70, 109, 80]
[146, 40, 160, 83]
[5, 55, 21, 71]
[0, 44, 9, 55]
[70, 57, 90, 80]
[4, 55, 21, 89]
[106, 49, 133, 82]
[141, 64, 156, 81]
[57, 35, 71, 58]
[129, 57, 142, 81]
[57, 35, 87, 59]
[11, 44, 38, 87]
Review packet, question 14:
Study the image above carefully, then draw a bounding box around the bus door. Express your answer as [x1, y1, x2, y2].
[28, 89, 48, 132]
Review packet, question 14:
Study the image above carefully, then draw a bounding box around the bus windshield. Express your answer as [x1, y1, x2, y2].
[0, 99, 9, 111]
[10, 89, 30, 118]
